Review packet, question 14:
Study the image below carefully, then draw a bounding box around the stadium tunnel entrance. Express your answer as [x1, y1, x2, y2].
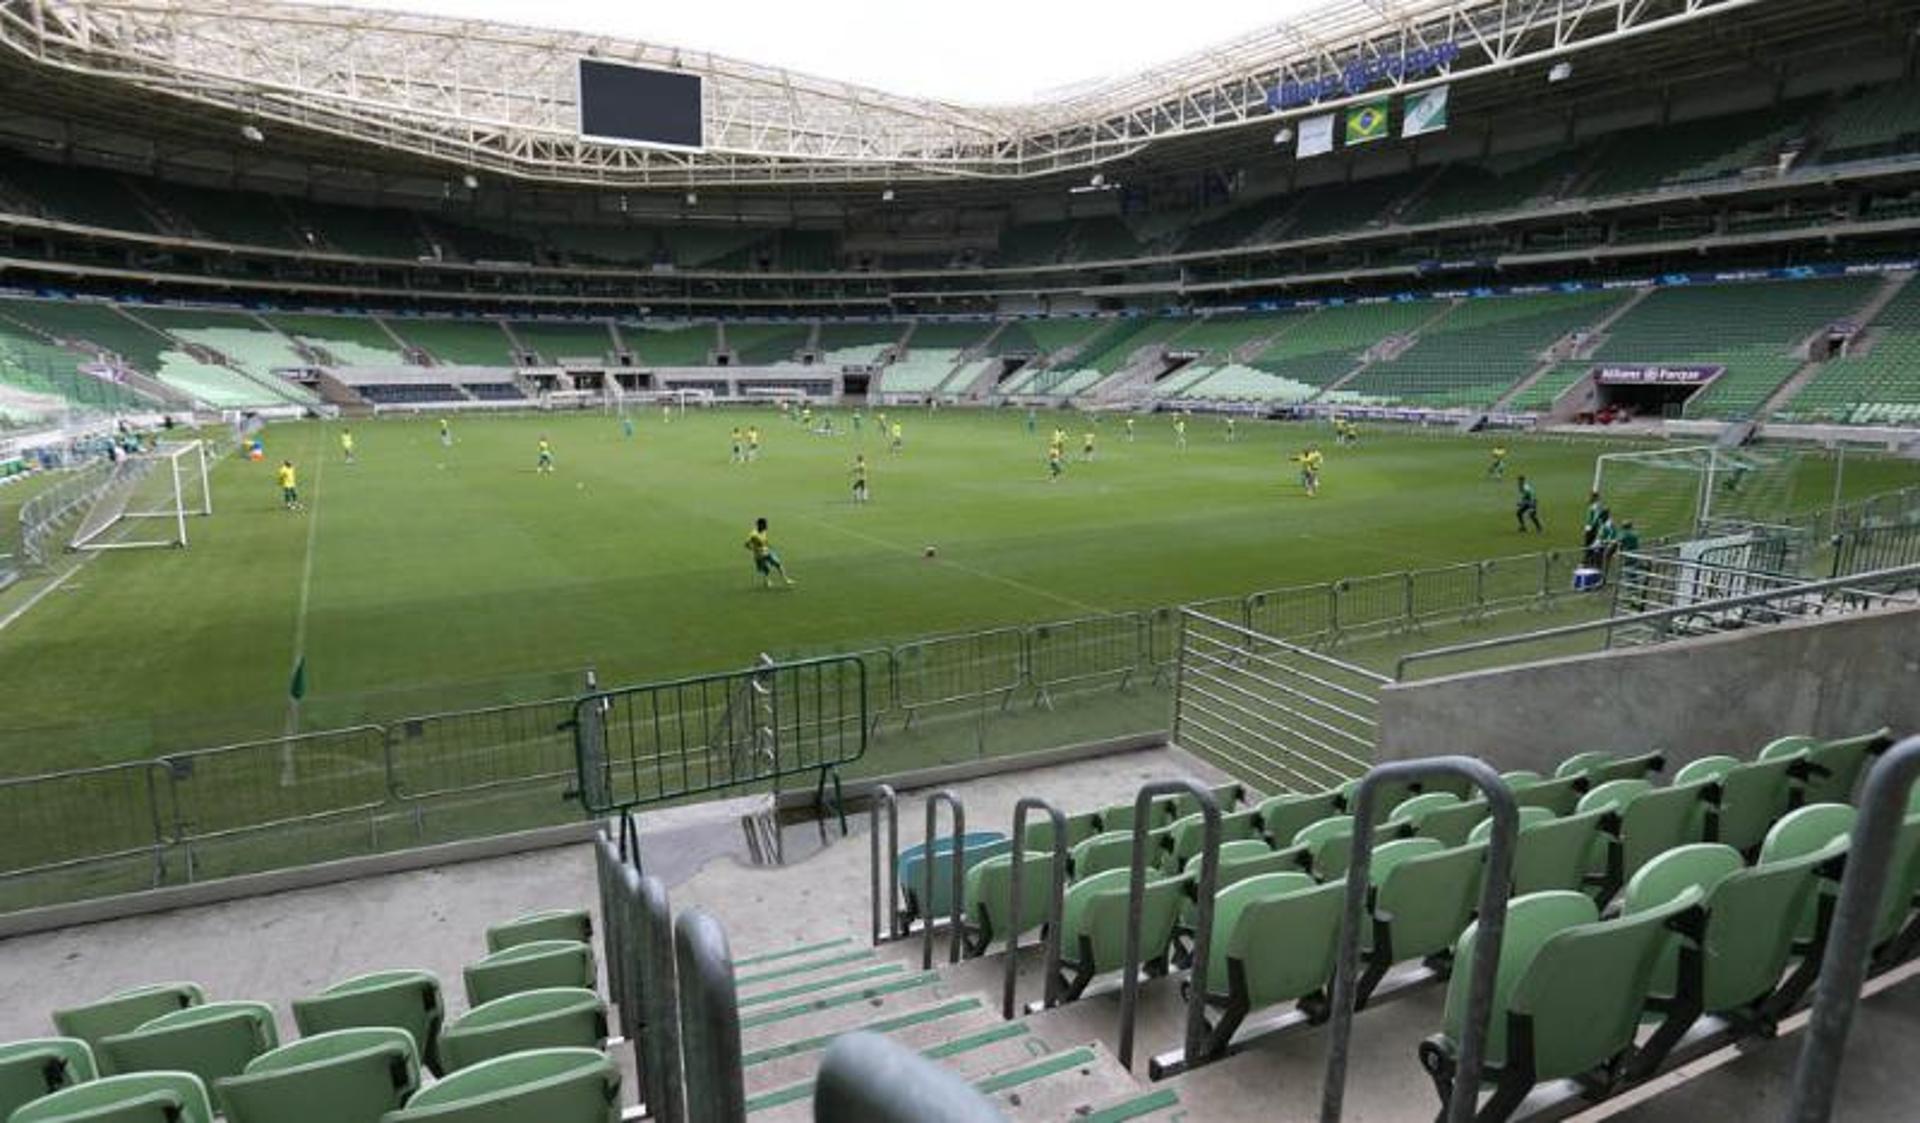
[1587, 364, 1723, 420]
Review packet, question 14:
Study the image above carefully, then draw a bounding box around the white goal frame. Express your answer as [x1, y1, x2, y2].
[625, 388, 716, 414]
[1592, 444, 1809, 540]
[70, 440, 213, 552]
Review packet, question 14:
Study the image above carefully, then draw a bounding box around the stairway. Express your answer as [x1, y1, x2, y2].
[1312, 300, 1459, 402]
[1488, 288, 1657, 413]
[1757, 271, 1915, 420]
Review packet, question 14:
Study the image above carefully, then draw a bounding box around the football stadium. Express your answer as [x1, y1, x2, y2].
[3, 0, 1920, 1116]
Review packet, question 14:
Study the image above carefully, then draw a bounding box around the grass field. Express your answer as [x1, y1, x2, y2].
[0, 408, 1912, 777]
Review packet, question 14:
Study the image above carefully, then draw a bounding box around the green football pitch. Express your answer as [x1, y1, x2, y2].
[0, 408, 1911, 776]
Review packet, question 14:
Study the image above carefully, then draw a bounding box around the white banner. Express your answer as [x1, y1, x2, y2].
[1297, 113, 1336, 157]
[1402, 85, 1450, 137]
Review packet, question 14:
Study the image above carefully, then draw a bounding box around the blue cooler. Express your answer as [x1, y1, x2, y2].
[1572, 566, 1604, 592]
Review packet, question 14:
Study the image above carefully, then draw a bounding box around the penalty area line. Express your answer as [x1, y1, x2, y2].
[795, 513, 1106, 616]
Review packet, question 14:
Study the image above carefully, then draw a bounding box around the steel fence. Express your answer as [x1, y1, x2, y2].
[891, 627, 1024, 721]
[1027, 612, 1147, 705]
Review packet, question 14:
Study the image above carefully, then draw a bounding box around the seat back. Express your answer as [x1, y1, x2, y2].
[1291, 815, 1356, 879]
[1020, 811, 1100, 853]
[1621, 843, 1745, 1001]
[1673, 755, 1738, 784]
[1702, 856, 1824, 1012]
[383, 1047, 620, 1123]
[1576, 779, 1653, 816]
[897, 833, 1010, 919]
[437, 989, 607, 1074]
[97, 1002, 277, 1087]
[292, 970, 443, 1074]
[1442, 891, 1599, 1066]
[461, 941, 595, 1008]
[1408, 799, 1491, 848]
[1375, 843, 1485, 964]
[1762, 803, 1857, 862]
[1071, 829, 1168, 879]
[1713, 756, 1797, 853]
[1466, 806, 1555, 846]
[963, 850, 1056, 946]
[1253, 791, 1345, 846]
[52, 985, 205, 1062]
[1510, 775, 1584, 817]
[1069, 871, 1187, 975]
[0, 1038, 97, 1121]
[1509, 886, 1704, 1082]
[1581, 751, 1666, 786]
[215, 1028, 417, 1123]
[485, 910, 592, 953]
[1618, 780, 1714, 876]
[10, 1072, 213, 1123]
[1214, 874, 1344, 1009]
[1511, 810, 1607, 895]
[1168, 809, 1260, 867]
[1386, 792, 1459, 828]
[1193, 843, 1310, 893]
[1795, 728, 1891, 804]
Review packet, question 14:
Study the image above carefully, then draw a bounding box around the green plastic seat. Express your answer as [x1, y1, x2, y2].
[97, 1002, 277, 1088]
[1359, 842, 1485, 1006]
[1291, 815, 1357, 879]
[1472, 810, 1606, 895]
[1253, 791, 1345, 847]
[1466, 806, 1555, 844]
[1166, 809, 1261, 868]
[10, 1071, 212, 1123]
[1071, 829, 1171, 879]
[1190, 842, 1310, 892]
[1510, 775, 1584, 817]
[436, 989, 606, 1074]
[485, 909, 592, 953]
[1616, 779, 1715, 882]
[292, 970, 445, 1076]
[0, 1038, 97, 1121]
[1056, 868, 1187, 999]
[1161, 783, 1247, 822]
[1420, 887, 1704, 1121]
[1625, 844, 1818, 1017]
[1710, 756, 1798, 853]
[1196, 872, 1346, 1056]
[1558, 750, 1664, 786]
[1338, 777, 1420, 824]
[1761, 729, 1890, 805]
[461, 940, 595, 1007]
[215, 1028, 418, 1123]
[1576, 779, 1653, 816]
[1020, 811, 1101, 853]
[898, 833, 1010, 922]
[380, 1047, 620, 1123]
[1388, 792, 1460, 826]
[1761, 803, 1857, 862]
[52, 985, 205, 1064]
[1402, 798, 1491, 848]
[1673, 755, 1739, 784]
[962, 850, 1057, 954]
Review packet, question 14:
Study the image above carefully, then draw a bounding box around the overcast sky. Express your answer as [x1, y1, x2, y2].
[318, 0, 1310, 104]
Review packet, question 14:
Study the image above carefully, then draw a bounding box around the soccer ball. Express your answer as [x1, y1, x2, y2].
[923, 545, 938, 559]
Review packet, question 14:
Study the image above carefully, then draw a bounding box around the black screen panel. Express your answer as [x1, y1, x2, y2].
[578, 59, 704, 149]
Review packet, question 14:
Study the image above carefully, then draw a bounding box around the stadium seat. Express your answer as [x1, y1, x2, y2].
[1418, 887, 1704, 1122]
[1196, 872, 1345, 1056]
[461, 940, 595, 1007]
[1759, 803, 1857, 949]
[485, 909, 593, 953]
[1477, 809, 1607, 895]
[1166, 809, 1261, 868]
[214, 1028, 418, 1123]
[1072, 829, 1171, 879]
[291, 970, 445, 1075]
[9, 1071, 213, 1123]
[1403, 798, 1493, 848]
[961, 850, 1057, 953]
[1555, 750, 1664, 786]
[1055, 868, 1186, 999]
[1252, 791, 1345, 846]
[1613, 779, 1717, 887]
[1506, 774, 1585, 816]
[0, 1038, 96, 1120]
[52, 985, 205, 1061]
[96, 1002, 277, 1087]
[1706, 755, 1800, 854]
[1357, 841, 1485, 1007]
[380, 1047, 620, 1123]
[436, 989, 607, 1074]
[1018, 810, 1101, 853]
[1384, 792, 1460, 830]
[897, 833, 1010, 923]
[1759, 728, 1892, 805]
[1291, 815, 1358, 879]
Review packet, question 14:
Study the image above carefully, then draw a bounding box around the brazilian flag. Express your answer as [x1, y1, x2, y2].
[1345, 97, 1390, 146]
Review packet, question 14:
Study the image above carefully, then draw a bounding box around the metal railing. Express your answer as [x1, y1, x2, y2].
[674, 909, 745, 1123]
[814, 1033, 1006, 1123]
[1002, 797, 1067, 1020]
[1117, 779, 1221, 1072]
[1174, 608, 1389, 794]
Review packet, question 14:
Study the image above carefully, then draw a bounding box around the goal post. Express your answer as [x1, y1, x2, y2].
[622, 388, 715, 415]
[1591, 444, 1807, 542]
[70, 440, 212, 551]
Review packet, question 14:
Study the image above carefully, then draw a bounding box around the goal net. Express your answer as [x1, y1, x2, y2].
[69, 440, 212, 551]
[623, 388, 715, 415]
[1592, 445, 1806, 543]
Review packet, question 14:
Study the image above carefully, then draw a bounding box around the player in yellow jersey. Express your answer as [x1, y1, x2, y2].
[1305, 446, 1324, 496]
[1225, 416, 1237, 443]
[1047, 443, 1064, 481]
[730, 427, 745, 464]
[438, 418, 452, 448]
[1125, 416, 1136, 442]
[745, 517, 795, 587]
[746, 426, 761, 462]
[1174, 416, 1187, 449]
[276, 460, 300, 510]
[339, 428, 355, 464]
[889, 420, 904, 454]
[851, 454, 870, 504]
[1081, 430, 1096, 462]
[537, 437, 555, 474]
[1487, 444, 1510, 479]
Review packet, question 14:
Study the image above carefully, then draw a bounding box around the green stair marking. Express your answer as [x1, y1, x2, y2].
[736, 948, 877, 988]
[1084, 1088, 1181, 1123]
[739, 971, 941, 1031]
[974, 1045, 1097, 1095]
[741, 997, 983, 1067]
[737, 963, 904, 1009]
[734, 936, 856, 968]
[744, 1022, 1031, 1114]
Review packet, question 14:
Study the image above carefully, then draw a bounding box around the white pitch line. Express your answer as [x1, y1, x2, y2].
[282, 444, 326, 742]
[0, 554, 95, 634]
[797, 512, 1105, 616]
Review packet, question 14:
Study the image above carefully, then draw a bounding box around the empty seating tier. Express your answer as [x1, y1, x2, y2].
[508, 321, 614, 365]
[1343, 291, 1626, 409]
[628, 323, 716, 366]
[390, 320, 517, 367]
[267, 314, 407, 367]
[1778, 280, 1920, 425]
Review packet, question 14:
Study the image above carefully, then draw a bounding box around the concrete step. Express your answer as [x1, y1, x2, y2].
[746, 1019, 1050, 1118]
[739, 969, 949, 1051]
[733, 935, 863, 970]
[735, 947, 884, 997]
[736, 961, 910, 1012]
[978, 1040, 1139, 1119]
[1076, 1086, 1185, 1122]
[741, 996, 1000, 1095]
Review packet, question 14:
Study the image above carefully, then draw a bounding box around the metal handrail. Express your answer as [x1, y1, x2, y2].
[1320, 757, 1519, 1123]
[1394, 563, 1920, 680]
[1785, 736, 1920, 1123]
[592, 828, 633, 1044]
[1003, 797, 1068, 1020]
[1186, 609, 1394, 686]
[814, 1032, 1007, 1123]
[922, 789, 966, 970]
[869, 782, 900, 945]
[1117, 779, 1221, 1071]
[674, 908, 744, 1123]
[628, 865, 684, 1123]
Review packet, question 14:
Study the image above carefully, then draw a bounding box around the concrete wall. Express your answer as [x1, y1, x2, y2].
[1378, 605, 1920, 774]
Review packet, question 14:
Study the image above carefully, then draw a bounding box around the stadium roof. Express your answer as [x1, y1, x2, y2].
[0, 0, 1817, 187]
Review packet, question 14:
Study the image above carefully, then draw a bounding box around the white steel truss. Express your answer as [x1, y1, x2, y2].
[0, 0, 1777, 186]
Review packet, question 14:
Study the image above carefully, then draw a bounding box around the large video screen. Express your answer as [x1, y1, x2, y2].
[578, 59, 704, 149]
